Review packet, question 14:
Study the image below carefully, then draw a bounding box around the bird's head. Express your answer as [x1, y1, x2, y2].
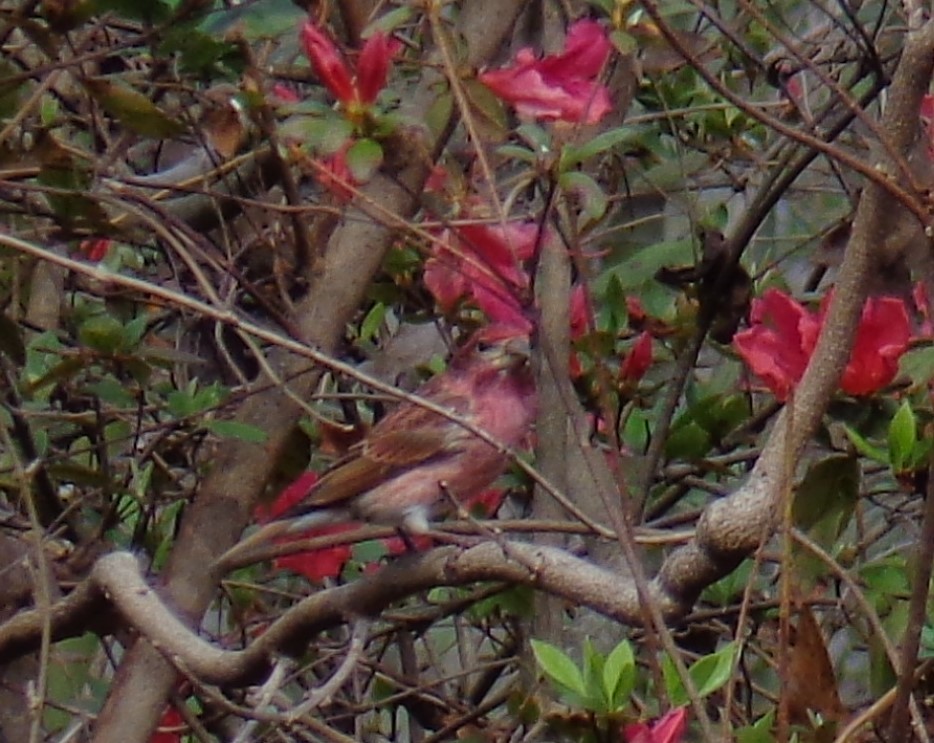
[451, 324, 532, 377]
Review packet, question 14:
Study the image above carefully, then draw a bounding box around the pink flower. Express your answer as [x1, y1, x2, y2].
[301, 21, 400, 110]
[79, 237, 111, 262]
[623, 707, 688, 743]
[479, 19, 612, 124]
[621, 331, 653, 383]
[733, 289, 821, 401]
[570, 284, 591, 339]
[271, 83, 301, 103]
[150, 706, 184, 743]
[733, 289, 910, 401]
[313, 141, 359, 201]
[424, 221, 539, 334]
[274, 523, 355, 582]
[839, 295, 911, 395]
[256, 472, 354, 582]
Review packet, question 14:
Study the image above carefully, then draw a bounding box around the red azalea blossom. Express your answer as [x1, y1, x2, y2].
[271, 82, 301, 103]
[838, 294, 911, 395]
[733, 289, 821, 401]
[274, 523, 356, 581]
[314, 141, 359, 201]
[623, 707, 688, 743]
[733, 289, 910, 401]
[621, 331, 653, 383]
[256, 472, 355, 581]
[79, 237, 112, 262]
[150, 706, 184, 743]
[424, 220, 539, 334]
[570, 284, 591, 339]
[301, 21, 400, 110]
[479, 19, 612, 124]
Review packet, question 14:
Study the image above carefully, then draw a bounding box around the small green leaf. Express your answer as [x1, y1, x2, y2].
[562, 126, 635, 168]
[85, 78, 186, 139]
[888, 401, 916, 472]
[495, 144, 539, 164]
[359, 303, 387, 343]
[665, 642, 736, 707]
[792, 455, 859, 541]
[582, 639, 607, 712]
[205, 420, 268, 443]
[78, 314, 125, 354]
[531, 640, 587, 702]
[842, 424, 889, 465]
[610, 30, 639, 55]
[363, 6, 412, 35]
[559, 171, 607, 224]
[736, 711, 776, 743]
[602, 639, 635, 710]
[346, 138, 383, 183]
[426, 91, 453, 139]
[689, 642, 736, 701]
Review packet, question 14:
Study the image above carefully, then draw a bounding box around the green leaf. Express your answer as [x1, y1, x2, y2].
[346, 138, 383, 183]
[899, 345, 934, 388]
[736, 711, 776, 743]
[85, 78, 186, 139]
[559, 171, 607, 224]
[426, 91, 453, 139]
[582, 639, 607, 712]
[359, 303, 387, 343]
[531, 640, 587, 703]
[792, 455, 859, 543]
[888, 401, 916, 473]
[204, 420, 268, 443]
[562, 126, 635, 168]
[688, 642, 735, 703]
[602, 639, 635, 710]
[495, 144, 539, 164]
[842, 424, 889, 465]
[665, 420, 711, 460]
[363, 6, 412, 35]
[666, 642, 736, 707]
[78, 314, 125, 354]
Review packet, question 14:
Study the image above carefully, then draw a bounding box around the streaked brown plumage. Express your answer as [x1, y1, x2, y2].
[229, 328, 537, 557]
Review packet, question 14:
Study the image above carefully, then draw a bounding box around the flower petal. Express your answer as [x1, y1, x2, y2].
[355, 32, 401, 105]
[840, 296, 910, 395]
[301, 21, 355, 104]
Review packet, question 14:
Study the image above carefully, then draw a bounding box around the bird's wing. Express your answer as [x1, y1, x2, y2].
[296, 394, 472, 510]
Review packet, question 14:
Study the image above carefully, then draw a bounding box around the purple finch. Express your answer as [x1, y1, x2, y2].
[228, 327, 537, 559]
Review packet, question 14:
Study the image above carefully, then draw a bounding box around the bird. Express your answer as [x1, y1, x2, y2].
[224, 326, 537, 561]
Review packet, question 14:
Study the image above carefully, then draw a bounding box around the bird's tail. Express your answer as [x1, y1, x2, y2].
[213, 508, 347, 572]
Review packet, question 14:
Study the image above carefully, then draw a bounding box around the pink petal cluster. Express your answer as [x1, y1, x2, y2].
[301, 21, 400, 110]
[314, 141, 359, 201]
[479, 19, 612, 124]
[255, 472, 354, 582]
[424, 221, 539, 334]
[150, 706, 184, 743]
[623, 707, 688, 743]
[570, 285, 654, 384]
[733, 289, 910, 401]
[79, 237, 112, 262]
[621, 331, 653, 383]
[257, 472, 509, 581]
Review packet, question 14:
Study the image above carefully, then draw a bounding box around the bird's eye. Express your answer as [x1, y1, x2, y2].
[475, 340, 496, 353]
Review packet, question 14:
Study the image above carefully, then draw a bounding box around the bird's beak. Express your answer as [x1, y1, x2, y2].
[494, 335, 531, 369]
